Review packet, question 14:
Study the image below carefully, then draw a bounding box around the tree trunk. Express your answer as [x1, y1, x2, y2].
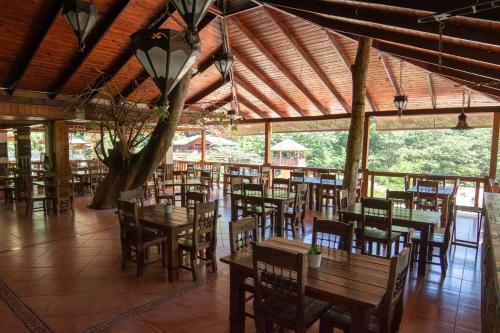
[343, 37, 372, 205]
[90, 72, 192, 209]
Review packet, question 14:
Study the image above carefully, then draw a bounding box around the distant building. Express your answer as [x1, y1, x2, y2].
[271, 138, 309, 167]
[173, 135, 237, 153]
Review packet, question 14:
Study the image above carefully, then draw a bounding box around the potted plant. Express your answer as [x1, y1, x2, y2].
[307, 245, 322, 269]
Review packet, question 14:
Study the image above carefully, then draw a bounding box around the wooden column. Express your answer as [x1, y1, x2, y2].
[0, 130, 7, 165]
[200, 129, 206, 163]
[15, 126, 31, 173]
[489, 112, 500, 179]
[264, 122, 272, 165]
[47, 121, 70, 178]
[361, 116, 370, 197]
[343, 37, 372, 204]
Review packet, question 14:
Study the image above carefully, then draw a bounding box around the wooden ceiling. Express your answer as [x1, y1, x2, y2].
[0, 0, 499, 125]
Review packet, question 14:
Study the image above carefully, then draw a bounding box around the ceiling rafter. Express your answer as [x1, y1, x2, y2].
[379, 54, 401, 95]
[260, 0, 500, 47]
[49, 0, 133, 99]
[263, 6, 351, 113]
[268, 5, 500, 68]
[232, 48, 306, 117]
[237, 94, 268, 119]
[6, 2, 61, 95]
[427, 73, 437, 109]
[230, 16, 329, 115]
[234, 74, 282, 118]
[185, 77, 230, 106]
[326, 31, 379, 112]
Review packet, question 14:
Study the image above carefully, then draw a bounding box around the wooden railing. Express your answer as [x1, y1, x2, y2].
[174, 160, 489, 210]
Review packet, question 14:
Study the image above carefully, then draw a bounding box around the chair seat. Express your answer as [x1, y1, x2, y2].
[412, 231, 445, 245]
[127, 229, 165, 245]
[178, 236, 210, 249]
[260, 296, 330, 328]
[246, 205, 275, 215]
[321, 307, 378, 332]
[364, 227, 401, 241]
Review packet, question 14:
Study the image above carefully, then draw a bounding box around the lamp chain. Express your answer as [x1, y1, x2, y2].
[461, 86, 466, 114]
[438, 21, 445, 72]
[399, 59, 404, 94]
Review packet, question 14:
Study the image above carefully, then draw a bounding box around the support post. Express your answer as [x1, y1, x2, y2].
[15, 127, 31, 173]
[0, 130, 7, 166]
[264, 122, 272, 165]
[489, 112, 500, 179]
[46, 121, 70, 178]
[343, 37, 372, 204]
[361, 116, 370, 197]
[200, 129, 206, 163]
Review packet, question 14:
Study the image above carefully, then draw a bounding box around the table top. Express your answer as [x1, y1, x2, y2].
[163, 179, 202, 186]
[232, 188, 295, 203]
[408, 186, 453, 196]
[224, 171, 261, 178]
[138, 204, 193, 231]
[341, 202, 440, 226]
[221, 237, 389, 308]
[302, 177, 344, 186]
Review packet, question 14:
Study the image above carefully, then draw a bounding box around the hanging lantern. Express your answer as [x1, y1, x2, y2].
[132, 29, 200, 106]
[394, 95, 408, 117]
[170, 0, 215, 32]
[227, 108, 237, 125]
[214, 51, 235, 80]
[454, 87, 473, 130]
[62, 0, 99, 52]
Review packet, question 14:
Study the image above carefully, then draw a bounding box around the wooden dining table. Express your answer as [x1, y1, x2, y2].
[138, 204, 193, 282]
[162, 179, 202, 207]
[340, 203, 440, 276]
[230, 188, 295, 237]
[408, 186, 453, 226]
[221, 237, 391, 333]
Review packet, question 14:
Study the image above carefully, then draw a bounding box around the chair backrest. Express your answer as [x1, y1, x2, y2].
[229, 166, 240, 175]
[186, 191, 205, 210]
[117, 200, 142, 246]
[191, 201, 218, 248]
[243, 183, 265, 209]
[294, 183, 308, 217]
[230, 176, 244, 193]
[119, 189, 144, 207]
[290, 171, 304, 184]
[361, 198, 393, 232]
[229, 216, 259, 254]
[187, 165, 196, 179]
[173, 170, 186, 182]
[386, 190, 414, 213]
[379, 243, 411, 333]
[337, 189, 349, 211]
[312, 217, 354, 253]
[320, 173, 337, 186]
[416, 179, 439, 196]
[56, 176, 73, 200]
[272, 177, 290, 195]
[252, 243, 306, 326]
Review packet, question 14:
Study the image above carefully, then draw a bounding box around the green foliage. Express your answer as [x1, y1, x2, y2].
[308, 244, 321, 255]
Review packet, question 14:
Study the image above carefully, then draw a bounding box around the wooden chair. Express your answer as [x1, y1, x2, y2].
[173, 170, 186, 204]
[55, 176, 74, 215]
[200, 170, 212, 199]
[318, 174, 338, 211]
[386, 190, 414, 249]
[284, 183, 307, 238]
[252, 243, 330, 332]
[186, 190, 206, 211]
[415, 180, 439, 211]
[119, 189, 144, 207]
[117, 200, 167, 276]
[290, 171, 305, 191]
[24, 175, 49, 216]
[243, 183, 275, 238]
[230, 176, 245, 218]
[261, 166, 271, 188]
[411, 198, 456, 275]
[211, 163, 221, 188]
[186, 164, 196, 179]
[320, 244, 412, 333]
[153, 174, 174, 205]
[360, 198, 401, 259]
[312, 217, 354, 254]
[178, 200, 218, 281]
[271, 177, 290, 196]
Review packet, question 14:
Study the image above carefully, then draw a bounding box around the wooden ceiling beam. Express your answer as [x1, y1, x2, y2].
[427, 73, 437, 109]
[263, 6, 350, 113]
[185, 77, 230, 106]
[326, 32, 379, 112]
[49, 0, 133, 99]
[237, 105, 500, 124]
[232, 48, 306, 117]
[121, 18, 219, 99]
[230, 16, 329, 115]
[234, 75, 282, 118]
[260, 0, 500, 47]
[237, 95, 268, 119]
[269, 6, 500, 68]
[5, 2, 61, 95]
[379, 54, 401, 95]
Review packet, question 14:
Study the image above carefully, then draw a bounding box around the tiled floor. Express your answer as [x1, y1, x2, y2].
[0, 190, 482, 332]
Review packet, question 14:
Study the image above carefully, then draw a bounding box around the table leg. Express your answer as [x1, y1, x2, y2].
[350, 305, 370, 332]
[308, 183, 314, 210]
[229, 266, 246, 333]
[440, 195, 449, 227]
[418, 225, 430, 276]
[315, 186, 320, 211]
[276, 202, 285, 237]
[230, 195, 237, 221]
[167, 229, 179, 282]
[180, 185, 186, 207]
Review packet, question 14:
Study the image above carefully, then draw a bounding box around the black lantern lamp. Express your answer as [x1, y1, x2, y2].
[132, 29, 200, 107]
[394, 59, 408, 117]
[62, 0, 99, 52]
[454, 87, 473, 130]
[227, 108, 237, 125]
[170, 0, 215, 32]
[214, 52, 235, 81]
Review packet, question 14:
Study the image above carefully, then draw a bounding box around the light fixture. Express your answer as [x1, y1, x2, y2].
[131, 29, 200, 106]
[454, 87, 473, 130]
[62, 0, 99, 52]
[394, 59, 408, 117]
[213, 17, 235, 80]
[170, 0, 215, 32]
[227, 108, 237, 125]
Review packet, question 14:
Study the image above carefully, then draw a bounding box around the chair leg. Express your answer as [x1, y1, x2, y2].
[161, 242, 167, 268]
[210, 248, 217, 272]
[137, 250, 144, 277]
[190, 251, 198, 281]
